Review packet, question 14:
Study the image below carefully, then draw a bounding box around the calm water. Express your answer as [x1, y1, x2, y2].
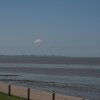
[0, 63, 100, 100]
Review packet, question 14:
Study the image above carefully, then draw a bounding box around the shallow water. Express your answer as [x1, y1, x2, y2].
[0, 63, 100, 100]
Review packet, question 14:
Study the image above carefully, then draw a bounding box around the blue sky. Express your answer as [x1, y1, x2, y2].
[0, 0, 100, 57]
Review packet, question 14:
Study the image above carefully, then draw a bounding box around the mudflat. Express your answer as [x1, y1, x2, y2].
[0, 55, 100, 65]
[0, 67, 100, 77]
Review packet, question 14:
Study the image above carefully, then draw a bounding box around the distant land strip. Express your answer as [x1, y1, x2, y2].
[0, 55, 100, 65]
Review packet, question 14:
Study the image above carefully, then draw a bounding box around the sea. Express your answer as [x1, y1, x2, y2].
[0, 63, 100, 100]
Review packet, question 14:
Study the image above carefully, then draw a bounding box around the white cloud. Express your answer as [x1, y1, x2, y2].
[34, 39, 43, 44]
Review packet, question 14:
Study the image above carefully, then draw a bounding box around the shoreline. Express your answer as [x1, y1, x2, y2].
[0, 82, 87, 100]
[0, 78, 100, 100]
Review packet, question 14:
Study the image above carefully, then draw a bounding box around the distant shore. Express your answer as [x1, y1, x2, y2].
[0, 55, 100, 65]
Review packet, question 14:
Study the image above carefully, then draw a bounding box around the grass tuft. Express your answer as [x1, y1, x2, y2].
[0, 92, 27, 100]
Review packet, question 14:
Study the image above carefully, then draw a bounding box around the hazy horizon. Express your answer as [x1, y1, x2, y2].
[0, 54, 100, 58]
[0, 0, 100, 57]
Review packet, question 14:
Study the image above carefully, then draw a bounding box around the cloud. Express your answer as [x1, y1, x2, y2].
[34, 39, 43, 44]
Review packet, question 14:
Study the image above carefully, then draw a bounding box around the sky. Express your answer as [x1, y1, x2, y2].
[0, 0, 100, 57]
